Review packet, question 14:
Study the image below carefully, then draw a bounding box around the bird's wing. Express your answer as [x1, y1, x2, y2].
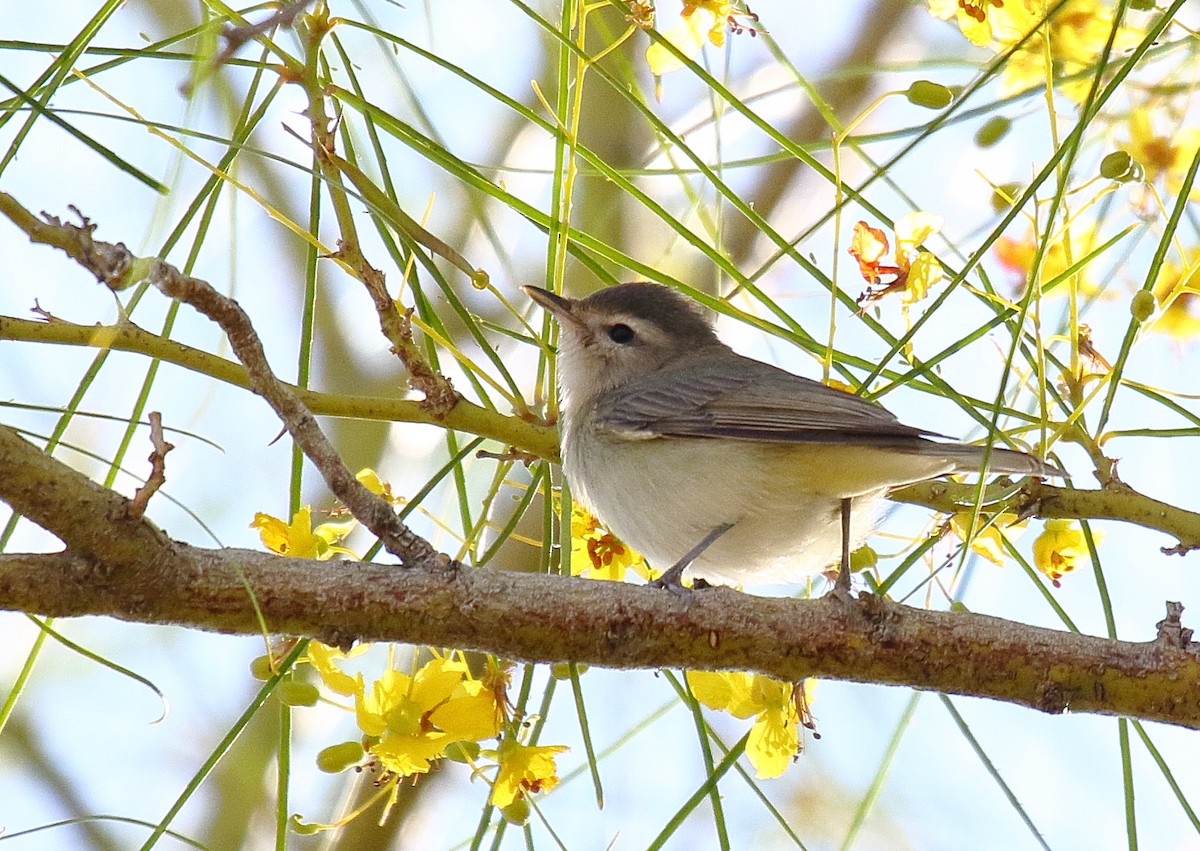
[592, 353, 939, 446]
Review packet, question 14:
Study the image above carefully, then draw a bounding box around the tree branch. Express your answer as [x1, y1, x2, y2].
[0, 314, 558, 457]
[2, 420, 1200, 730]
[4, 192, 1199, 555]
[2, 547, 1198, 730]
[4, 195, 1200, 732]
[894, 479, 1200, 556]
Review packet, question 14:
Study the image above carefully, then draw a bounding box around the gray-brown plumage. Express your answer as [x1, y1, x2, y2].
[527, 282, 1060, 586]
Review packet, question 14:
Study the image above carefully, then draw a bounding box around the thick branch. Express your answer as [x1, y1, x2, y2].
[4, 197, 1200, 731]
[1, 547, 1198, 729]
[0, 426, 174, 568]
[2, 420, 1200, 730]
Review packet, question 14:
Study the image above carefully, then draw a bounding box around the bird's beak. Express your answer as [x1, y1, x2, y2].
[522, 285, 586, 333]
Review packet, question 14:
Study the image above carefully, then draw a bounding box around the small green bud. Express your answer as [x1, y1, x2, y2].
[316, 741, 365, 773]
[550, 661, 587, 680]
[991, 183, 1023, 215]
[249, 654, 275, 681]
[905, 80, 953, 110]
[289, 815, 321, 835]
[975, 116, 1012, 148]
[500, 796, 531, 825]
[1100, 150, 1139, 182]
[1130, 290, 1156, 323]
[444, 741, 481, 764]
[849, 545, 878, 572]
[277, 680, 320, 707]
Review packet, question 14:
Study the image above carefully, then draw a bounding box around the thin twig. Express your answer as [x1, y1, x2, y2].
[125, 411, 173, 521]
[0, 196, 441, 568]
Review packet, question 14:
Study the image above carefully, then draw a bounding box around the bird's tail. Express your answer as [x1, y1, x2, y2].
[939, 444, 1063, 478]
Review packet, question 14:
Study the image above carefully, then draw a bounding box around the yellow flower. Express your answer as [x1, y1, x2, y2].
[570, 506, 655, 582]
[928, 0, 1040, 48]
[850, 212, 945, 308]
[357, 467, 405, 505]
[645, 1, 757, 77]
[355, 656, 502, 777]
[949, 512, 1028, 566]
[252, 507, 325, 558]
[1003, 1, 1143, 102]
[687, 670, 804, 779]
[1151, 262, 1200, 341]
[1124, 110, 1200, 190]
[301, 641, 368, 697]
[895, 211, 945, 305]
[489, 739, 569, 808]
[1031, 519, 1089, 586]
[930, 0, 1142, 102]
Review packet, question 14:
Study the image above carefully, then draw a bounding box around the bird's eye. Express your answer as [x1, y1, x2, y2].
[607, 323, 635, 344]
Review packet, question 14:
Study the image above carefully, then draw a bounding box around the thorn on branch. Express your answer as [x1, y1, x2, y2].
[31, 300, 63, 323]
[1162, 541, 1199, 556]
[476, 448, 540, 466]
[1154, 601, 1198, 651]
[126, 412, 174, 522]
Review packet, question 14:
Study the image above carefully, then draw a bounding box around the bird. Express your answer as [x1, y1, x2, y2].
[524, 282, 1061, 591]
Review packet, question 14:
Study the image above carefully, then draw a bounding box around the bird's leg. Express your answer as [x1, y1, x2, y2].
[833, 497, 853, 597]
[650, 522, 734, 594]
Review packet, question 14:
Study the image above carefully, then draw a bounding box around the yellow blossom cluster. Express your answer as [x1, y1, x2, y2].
[950, 512, 1028, 566]
[297, 646, 568, 826]
[994, 225, 1105, 300]
[850, 211, 946, 309]
[995, 228, 1200, 343]
[928, 0, 1143, 102]
[949, 513, 1095, 588]
[251, 472, 569, 826]
[251, 506, 357, 560]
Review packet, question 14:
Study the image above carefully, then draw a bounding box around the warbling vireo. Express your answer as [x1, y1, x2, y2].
[524, 282, 1061, 590]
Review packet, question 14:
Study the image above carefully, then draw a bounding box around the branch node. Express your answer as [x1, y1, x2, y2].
[1155, 601, 1198, 651]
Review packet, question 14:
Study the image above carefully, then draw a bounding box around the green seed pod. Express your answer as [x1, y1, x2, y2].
[1130, 290, 1156, 323]
[905, 80, 953, 110]
[1100, 151, 1137, 182]
[249, 654, 275, 681]
[975, 116, 1012, 148]
[316, 741, 365, 773]
[277, 680, 320, 707]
